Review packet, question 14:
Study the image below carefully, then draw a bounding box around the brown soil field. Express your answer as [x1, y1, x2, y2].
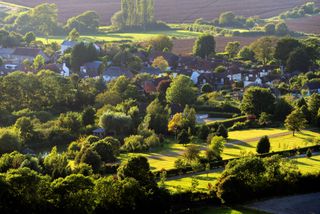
[286, 15, 320, 34]
[4, 0, 315, 24]
[172, 36, 259, 56]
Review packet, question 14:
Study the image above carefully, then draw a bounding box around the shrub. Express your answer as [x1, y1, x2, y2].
[306, 148, 312, 158]
[144, 134, 161, 149]
[122, 135, 148, 152]
[256, 136, 270, 154]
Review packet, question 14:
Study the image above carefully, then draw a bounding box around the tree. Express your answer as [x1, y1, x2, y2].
[14, 117, 34, 143]
[258, 112, 272, 126]
[183, 145, 200, 162]
[166, 75, 197, 106]
[306, 148, 312, 158]
[286, 47, 310, 72]
[149, 35, 173, 52]
[256, 136, 270, 154]
[250, 37, 278, 65]
[58, 112, 82, 134]
[307, 93, 320, 123]
[143, 98, 170, 134]
[214, 65, 227, 73]
[67, 28, 80, 41]
[274, 37, 302, 66]
[216, 124, 228, 138]
[275, 22, 289, 36]
[152, 56, 169, 71]
[79, 148, 102, 171]
[91, 140, 116, 163]
[33, 55, 45, 71]
[71, 42, 98, 72]
[177, 129, 189, 146]
[206, 136, 225, 160]
[201, 83, 213, 93]
[225, 41, 240, 58]
[0, 131, 20, 155]
[117, 156, 156, 190]
[240, 87, 275, 116]
[99, 111, 132, 136]
[43, 147, 69, 178]
[24, 31, 36, 45]
[193, 34, 215, 59]
[50, 174, 95, 212]
[285, 108, 307, 136]
[219, 11, 236, 26]
[81, 107, 96, 126]
[238, 46, 255, 61]
[264, 23, 275, 35]
[64, 11, 100, 33]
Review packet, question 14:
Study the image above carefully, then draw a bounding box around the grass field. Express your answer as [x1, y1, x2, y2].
[164, 170, 222, 192]
[295, 154, 320, 174]
[222, 129, 320, 159]
[163, 154, 320, 193]
[37, 29, 202, 44]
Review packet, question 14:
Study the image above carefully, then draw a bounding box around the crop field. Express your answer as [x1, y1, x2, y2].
[286, 15, 320, 34]
[4, 0, 315, 24]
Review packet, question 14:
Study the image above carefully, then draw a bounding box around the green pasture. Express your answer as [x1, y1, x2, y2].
[37, 29, 202, 44]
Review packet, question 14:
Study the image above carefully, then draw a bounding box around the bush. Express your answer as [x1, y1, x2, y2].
[306, 149, 312, 158]
[144, 134, 161, 149]
[207, 116, 247, 129]
[122, 135, 149, 152]
[256, 136, 270, 154]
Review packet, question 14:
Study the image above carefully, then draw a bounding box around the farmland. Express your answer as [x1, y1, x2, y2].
[286, 15, 320, 34]
[3, 0, 316, 24]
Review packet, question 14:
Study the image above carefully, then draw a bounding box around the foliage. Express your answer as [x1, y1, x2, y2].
[256, 136, 270, 154]
[0, 131, 20, 155]
[44, 147, 69, 178]
[99, 111, 132, 136]
[149, 35, 173, 52]
[166, 75, 197, 106]
[285, 108, 307, 136]
[193, 34, 215, 59]
[250, 37, 278, 65]
[177, 129, 189, 145]
[225, 41, 240, 58]
[216, 124, 228, 139]
[71, 42, 99, 72]
[122, 135, 148, 152]
[152, 56, 169, 71]
[207, 136, 225, 160]
[65, 11, 100, 33]
[240, 87, 275, 116]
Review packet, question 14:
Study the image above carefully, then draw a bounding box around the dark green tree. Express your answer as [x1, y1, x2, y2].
[193, 34, 215, 59]
[256, 136, 270, 154]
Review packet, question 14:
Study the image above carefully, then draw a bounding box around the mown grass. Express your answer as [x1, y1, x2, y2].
[223, 130, 320, 159]
[164, 170, 222, 192]
[294, 154, 320, 174]
[197, 206, 267, 214]
[37, 29, 202, 44]
[119, 129, 320, 171]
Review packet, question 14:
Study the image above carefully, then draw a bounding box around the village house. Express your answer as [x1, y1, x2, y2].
[80, 61, 103, 78]
[102, 66, 133, 82]
[303, 81, 320, 96]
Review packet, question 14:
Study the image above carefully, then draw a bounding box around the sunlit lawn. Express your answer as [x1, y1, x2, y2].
[37, 29, 202, 44]
[294, 154, 320, 174]
[197, 206, 266, 214]
[228, 128, 288, 141]
[223, 130, 320, 159]
[119, 129, 320, 171]
[164, 170, 222, 192]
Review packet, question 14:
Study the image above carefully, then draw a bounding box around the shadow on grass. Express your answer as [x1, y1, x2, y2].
[295, 160, 311, 166]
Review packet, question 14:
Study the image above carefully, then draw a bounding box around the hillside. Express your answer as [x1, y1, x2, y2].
[3, 0, 316, 24]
